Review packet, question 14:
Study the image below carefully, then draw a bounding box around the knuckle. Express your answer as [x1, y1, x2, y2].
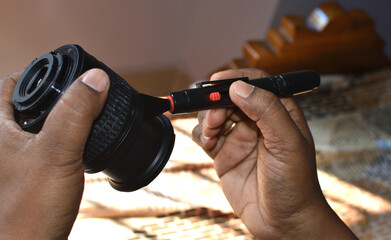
[35, 131, 83, 159]
[197, 111, 206, 124]
[240, 68, 270, 79]
[264, 131, 310, 160]
[0, 71, 20, 83]
[260, 90, 279, 109]
[191, 125, 202, 145]
[251, 89, 283, 119]
[56, 99, 81, 121]
[192, 124, 200, 138]
[263, 135, 287, 157]
[58, 89, 95, 119]
[0, 75, 16, 95]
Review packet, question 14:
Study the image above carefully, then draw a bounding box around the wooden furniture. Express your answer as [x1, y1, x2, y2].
[216, 2, 390, 75]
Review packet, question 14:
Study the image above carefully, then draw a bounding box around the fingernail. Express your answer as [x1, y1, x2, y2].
[200, 134, 210, 144]
[81, 69, 109, 92]
[233, 81, 254, 98]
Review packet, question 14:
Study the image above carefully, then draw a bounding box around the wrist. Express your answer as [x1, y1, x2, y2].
[282, 194, 358, 239]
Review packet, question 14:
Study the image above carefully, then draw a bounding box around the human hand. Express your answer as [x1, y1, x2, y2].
[193, 69, 357, 239]
[0, 69, 109, 239]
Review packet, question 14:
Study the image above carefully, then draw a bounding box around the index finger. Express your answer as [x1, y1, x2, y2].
[0, 70, 23, 121]
[280, 98, 314, 146]
[205, 69, 269, 129]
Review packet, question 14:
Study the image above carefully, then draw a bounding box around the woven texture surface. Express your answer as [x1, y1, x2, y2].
[70, 68, 391, 239]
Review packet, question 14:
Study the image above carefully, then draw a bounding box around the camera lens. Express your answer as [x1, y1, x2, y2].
[26, 66, 45, 93]
[12, 44, 175, 191]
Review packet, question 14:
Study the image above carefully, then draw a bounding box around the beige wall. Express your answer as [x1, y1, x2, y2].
[0, 0, 279, 82]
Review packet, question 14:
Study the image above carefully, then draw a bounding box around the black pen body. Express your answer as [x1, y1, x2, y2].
[169, 70, 320, 114]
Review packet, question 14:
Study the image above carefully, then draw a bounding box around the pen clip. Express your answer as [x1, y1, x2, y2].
[196, 77, 249, 88]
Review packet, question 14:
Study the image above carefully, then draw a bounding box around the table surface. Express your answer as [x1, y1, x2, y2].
[70, 68, 391, 240]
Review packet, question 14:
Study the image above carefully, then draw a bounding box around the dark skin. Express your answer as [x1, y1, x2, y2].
[0, 68, 356, 239]
[0, 69, 109, 239]
[192, 69, 358, 239]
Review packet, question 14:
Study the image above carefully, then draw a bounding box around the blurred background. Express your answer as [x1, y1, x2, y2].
[3, 1, 391, 239]
[1, 0, 390, 91]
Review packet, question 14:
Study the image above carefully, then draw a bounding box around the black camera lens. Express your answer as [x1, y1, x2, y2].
[12, 44, 175, 192]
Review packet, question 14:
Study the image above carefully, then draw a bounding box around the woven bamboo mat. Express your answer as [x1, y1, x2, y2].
[69, 68, 391, 239]
[297, 68, 391, 239]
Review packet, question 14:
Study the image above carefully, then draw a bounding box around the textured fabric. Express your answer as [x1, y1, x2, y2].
[70, 68, 391, 239]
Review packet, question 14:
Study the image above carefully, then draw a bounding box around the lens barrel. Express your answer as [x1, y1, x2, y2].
[12, 44, 175, 191]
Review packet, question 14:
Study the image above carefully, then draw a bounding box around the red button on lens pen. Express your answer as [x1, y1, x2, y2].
[209, 92, 221, 102]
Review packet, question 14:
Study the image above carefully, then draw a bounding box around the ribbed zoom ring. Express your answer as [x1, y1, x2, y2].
[83, 66, 138, 172]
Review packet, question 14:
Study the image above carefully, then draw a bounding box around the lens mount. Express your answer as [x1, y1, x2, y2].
[12, 51, 74, 133]
[13, 44, 176, 192]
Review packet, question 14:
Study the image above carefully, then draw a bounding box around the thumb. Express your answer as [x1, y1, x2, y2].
[39, 68, 110, 155]
[229, 80, 305, 157]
